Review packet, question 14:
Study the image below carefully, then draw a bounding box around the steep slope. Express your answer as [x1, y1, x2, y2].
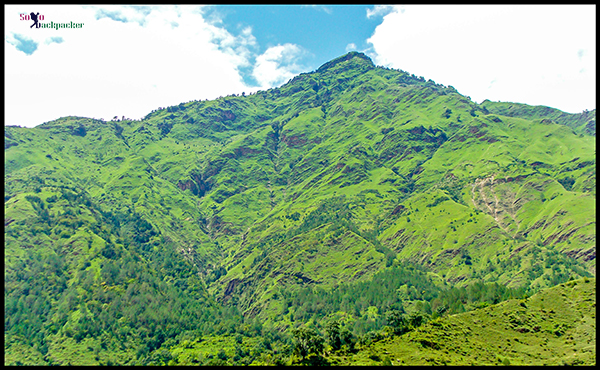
[4, 51, 595, 364]
[192, 53, 595, 315]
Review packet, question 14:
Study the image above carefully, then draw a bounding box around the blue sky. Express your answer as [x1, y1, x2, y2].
[4, 5, 596, 127]
[203, 5, 383, 85]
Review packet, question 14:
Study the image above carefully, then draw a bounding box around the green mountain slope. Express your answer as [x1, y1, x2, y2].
[481, 99, 596, 136]
[4, 52, 595, 365]
[335, 277, 596, 366]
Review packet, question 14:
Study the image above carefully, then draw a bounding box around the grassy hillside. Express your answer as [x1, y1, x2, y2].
[4, 51, 595, 365]
[334, 277, 595, 366]
[481, 99, 596, 136]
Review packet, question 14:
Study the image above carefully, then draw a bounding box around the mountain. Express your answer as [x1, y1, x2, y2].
[4, 51, 596, 365]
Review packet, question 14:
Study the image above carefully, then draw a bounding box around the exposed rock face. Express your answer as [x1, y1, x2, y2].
[470, 175, 533, 237]
[177, 172, 211, 197]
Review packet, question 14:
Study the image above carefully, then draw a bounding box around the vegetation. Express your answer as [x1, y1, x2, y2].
[4, 51, 595, 365]
[333, 277, 596, 366]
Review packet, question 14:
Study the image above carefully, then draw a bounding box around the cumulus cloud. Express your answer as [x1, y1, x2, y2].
[3, 5, 289, 127]
[367, 5, 595, 113]
[252, 43, 307, 88]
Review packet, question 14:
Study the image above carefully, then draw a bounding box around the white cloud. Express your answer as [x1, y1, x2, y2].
[346, 43, 357, 52]
[252, 43, 306, 88]
[3, 5, 279, 127]
[90, 4, 151, 26]
[367, 5, 596, 113]
[366, 5, 398, 19]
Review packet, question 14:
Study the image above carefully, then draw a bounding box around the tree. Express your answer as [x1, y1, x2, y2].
[217, 349, 228, 361]
[435, 304, 448, 317]
[408, 311, 425, 329]
[325, 320, 342, 351]
[339, 327, 356, 353]
[385, 309, 407, 335]
[291, 326, 325, 364]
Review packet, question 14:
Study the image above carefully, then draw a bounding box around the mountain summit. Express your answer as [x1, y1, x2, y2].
[316, 51, 375, 71]
[4, 52, 595, 365]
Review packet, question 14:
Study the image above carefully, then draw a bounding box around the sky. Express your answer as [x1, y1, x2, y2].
[4, 4, 596, 128]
